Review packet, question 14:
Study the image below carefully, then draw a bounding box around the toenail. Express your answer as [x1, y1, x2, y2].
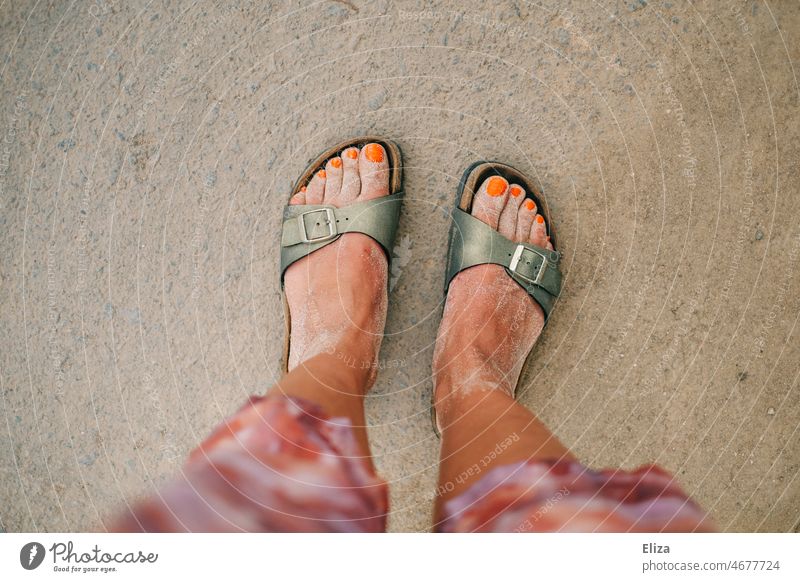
[330, 157, 342, 169]
[300, 186, 307, 192]
[345, 148, 358, 160]
[318, 170, 326, 179]
[524, 199, 535, 210]
[364, 143, 384, 163]
[510, 186, 523, 197]
[536, 215, 545, 224]
[487, 177, 507, 197]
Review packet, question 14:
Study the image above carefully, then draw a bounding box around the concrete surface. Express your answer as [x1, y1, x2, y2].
[1, 0, 798, 532]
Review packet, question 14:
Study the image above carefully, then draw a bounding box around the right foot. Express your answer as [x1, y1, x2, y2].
[284, 143, 392, 389]
[432, 176, 555, 424]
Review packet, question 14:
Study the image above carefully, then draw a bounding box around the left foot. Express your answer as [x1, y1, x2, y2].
[432, 175, 554, 423]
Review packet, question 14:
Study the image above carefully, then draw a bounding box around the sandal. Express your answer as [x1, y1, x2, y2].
[279, 136, 404, 373]
[432, 161, 563, 436]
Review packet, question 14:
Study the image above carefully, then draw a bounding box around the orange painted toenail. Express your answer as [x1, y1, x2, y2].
[524, 199, 535, 211]
[300, 186, 307, 192]
[536, 215, 545, 224]
[330, 157, 342, 169]
[318, 170, 326, 179]
[364, 143, 384, 163]
[510, 186, 523, 197]
[345, 149, 358, 159]
[486, 177, 507, 197]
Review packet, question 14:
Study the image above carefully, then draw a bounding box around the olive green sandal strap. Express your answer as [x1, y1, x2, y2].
[280, 191, 403, 279]
[444, 209, 562, 320]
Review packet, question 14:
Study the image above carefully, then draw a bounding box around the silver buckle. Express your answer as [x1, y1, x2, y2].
[509, 244, 550, 286]
[297, 208, 337, 243]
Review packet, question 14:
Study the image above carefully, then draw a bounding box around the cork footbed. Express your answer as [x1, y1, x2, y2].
[290, 135, 403, 196]
[455, 160, 556, 247]
[432, 161, 557, 437]
[281, 136, 403, 374]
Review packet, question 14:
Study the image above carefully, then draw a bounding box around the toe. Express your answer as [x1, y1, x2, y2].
[471, 175, 509, 230]
[289, 187, 306, 205]
[323, 156, 344, 206]
[530, 213, 548, 247]
[515, 198, 536, 242]
[305, 169, 326, 204]
[339, 146, 361, 202]
[498, 184, 525, 238]
[357, 143, 390, 201]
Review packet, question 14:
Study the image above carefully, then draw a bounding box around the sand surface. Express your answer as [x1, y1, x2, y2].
[1, 0, 798, 532]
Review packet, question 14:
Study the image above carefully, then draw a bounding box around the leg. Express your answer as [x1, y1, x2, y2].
[271, 343, 375, 464]
[431, 174, 714, 533]
[112, 144, 394, 532]
[435, 388, 575, 517]
[433, 174, 569, 519]
[279, 141, 393, 461]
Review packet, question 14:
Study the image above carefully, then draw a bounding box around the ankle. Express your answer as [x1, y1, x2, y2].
[304, 338, 381, 394]
[433, 375, 515, 427]
[434, 358, 515, 401]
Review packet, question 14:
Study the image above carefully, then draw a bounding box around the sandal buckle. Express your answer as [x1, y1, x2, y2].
[297, 208, 337, 243]
[509, 244, 553, 286]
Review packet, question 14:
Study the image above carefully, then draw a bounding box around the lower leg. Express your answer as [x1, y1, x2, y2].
[434, 385, 574, 520]
[113, 341, 382, 532]
[279, 143, 394, 464]
[271, 334, 376, 463]
[431, 173, 574, 522]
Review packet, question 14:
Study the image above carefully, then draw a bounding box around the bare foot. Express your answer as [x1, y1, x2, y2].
[433, 175, 555, 424]
[284, 143, 391, 390]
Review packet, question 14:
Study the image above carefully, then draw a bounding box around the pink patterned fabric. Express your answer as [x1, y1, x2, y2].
[113, 396, 387, 532]
[436, 459, 715, 532]
[114, 395, 712, 533]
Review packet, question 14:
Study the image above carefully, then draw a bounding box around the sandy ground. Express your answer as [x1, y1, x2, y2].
[1, 0, 798, 533]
